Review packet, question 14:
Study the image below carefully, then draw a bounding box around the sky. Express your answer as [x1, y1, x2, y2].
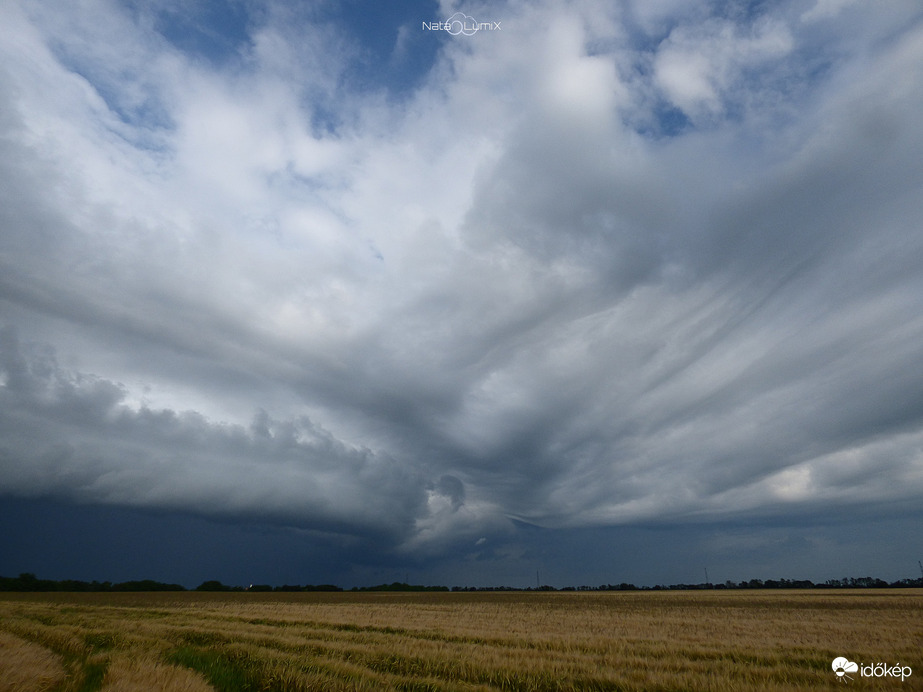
[1, 0, 922, 589]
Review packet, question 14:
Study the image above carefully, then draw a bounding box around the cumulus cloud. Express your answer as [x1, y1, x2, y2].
[653, 16, 793, 121]
[1, 0, 923, 567]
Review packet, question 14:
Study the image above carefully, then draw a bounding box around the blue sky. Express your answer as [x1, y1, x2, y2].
[1, 0, 923, 588]
[149, 0, 445, 93]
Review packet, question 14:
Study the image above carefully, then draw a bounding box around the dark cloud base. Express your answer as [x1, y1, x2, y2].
[0, 495, 371, 588]
[2, 495, 920, 589]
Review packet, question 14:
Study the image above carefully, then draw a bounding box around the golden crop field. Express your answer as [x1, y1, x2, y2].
[0, 590, 921, 692]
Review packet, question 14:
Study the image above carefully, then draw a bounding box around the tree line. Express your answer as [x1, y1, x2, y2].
[1, 572, 921, 593]
[0, 573, 186, 592]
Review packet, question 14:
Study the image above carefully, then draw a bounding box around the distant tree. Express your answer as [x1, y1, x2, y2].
[354, 582, 448, 592]
[0, 573, 55, 591]
[112, 580, 185, 592]
[195, 580, 231, 592]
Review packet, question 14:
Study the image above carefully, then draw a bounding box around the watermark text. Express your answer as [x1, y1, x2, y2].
[833, 657, 912, 683]
[423, 12, 501, 36]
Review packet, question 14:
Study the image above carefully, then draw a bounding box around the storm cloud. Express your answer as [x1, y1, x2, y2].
[1, 0, 922, 585]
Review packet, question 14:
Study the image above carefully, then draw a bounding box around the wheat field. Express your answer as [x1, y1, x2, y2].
[1, 590, 920, 691]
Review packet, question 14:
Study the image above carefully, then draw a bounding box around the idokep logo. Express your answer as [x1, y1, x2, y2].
[832, 657, 912, 683]
[832, 658, 858, 682]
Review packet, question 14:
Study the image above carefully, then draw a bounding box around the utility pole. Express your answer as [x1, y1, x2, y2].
[704, 567, 709, 585]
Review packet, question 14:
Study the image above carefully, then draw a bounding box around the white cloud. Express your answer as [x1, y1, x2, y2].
[653, 17, 793, 120]
[801, 0, 859, 23]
